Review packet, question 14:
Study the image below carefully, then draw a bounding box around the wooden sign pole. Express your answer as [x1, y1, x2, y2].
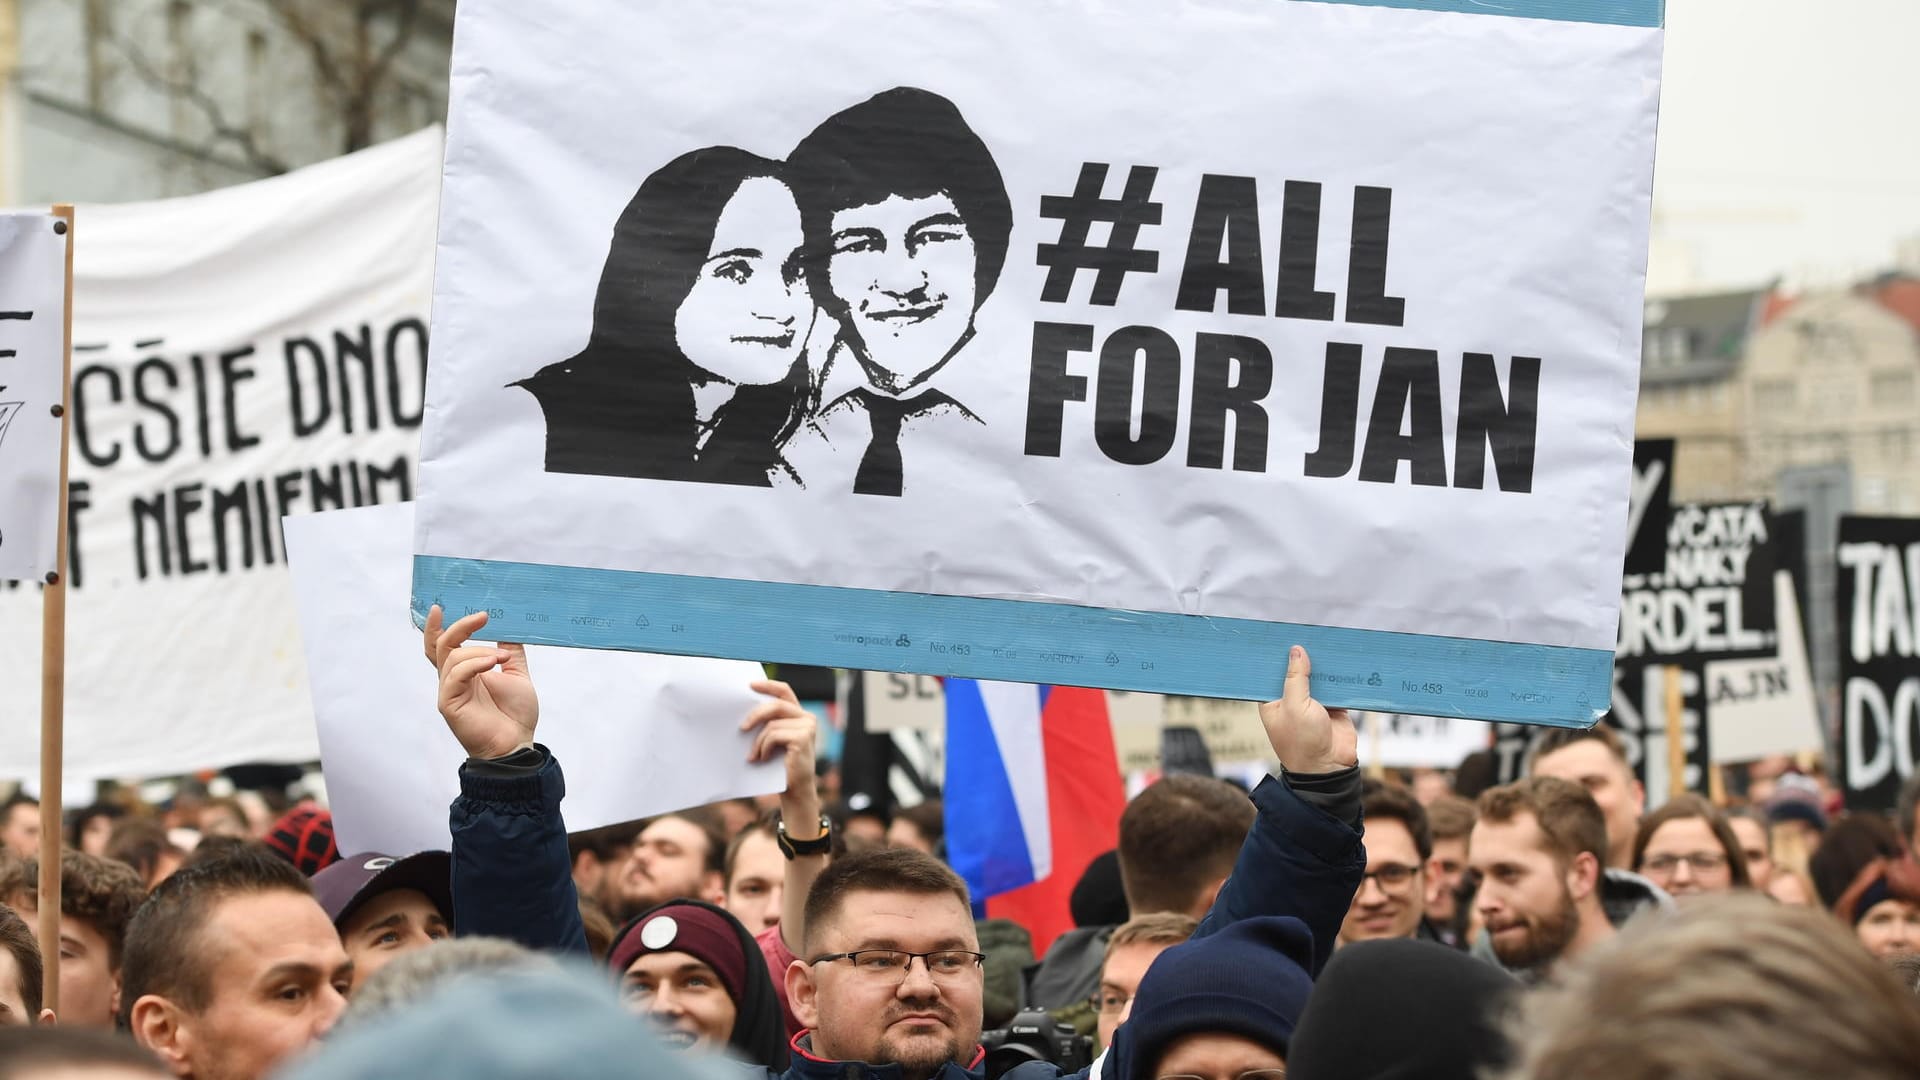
[1663, 664, 1686, 801]
[37, 203, 74, 1019]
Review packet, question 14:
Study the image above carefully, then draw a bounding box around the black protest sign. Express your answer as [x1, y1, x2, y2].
[1837, 515, 1920, 811]
[1604, 659, 1710, 797]
[1618, 500, 1776, 666]
[1624, 438, 1674, 576]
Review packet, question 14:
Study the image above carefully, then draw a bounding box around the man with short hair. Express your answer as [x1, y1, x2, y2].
[1526, 727, 1644, 870]
[1468, 777, 1618, 978]
[7, 851, 146, 1028]
[0, 796, 39, 861]
[612, 810, 728, 921]
[1089, 913, 1197, 1052]
[122, 847, 351, 1080]
[1425, 795, 1477, 947]
[567, 821, 644, 919]
[1338, 781, 1433, 946]
[785, 848, 993, 1079]
[778, 643, 1362, 1080]
[783, 87, 1014, 497]
[726, 816, 789, 935]
[0, 905, 50, 1027]
[310, 851, 453, 993]
[1027, 773, 1255, 1015]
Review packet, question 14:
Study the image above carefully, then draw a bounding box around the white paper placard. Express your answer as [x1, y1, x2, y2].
[284, 502, 781, 857]
[1703, 571, 1824, 764]
[0, 212, 69, 581]
[413, 0, 1661, 724]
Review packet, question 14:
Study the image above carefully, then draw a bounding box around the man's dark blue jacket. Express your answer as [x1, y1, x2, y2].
[448, 749, 1364, 1080]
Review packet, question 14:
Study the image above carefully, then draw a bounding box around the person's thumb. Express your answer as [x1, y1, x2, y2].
[1283, 645, 1312, 704]
[498, 642, 530, 675]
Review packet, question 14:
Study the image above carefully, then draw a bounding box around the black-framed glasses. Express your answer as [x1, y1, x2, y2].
[809, 949, 986, 982]
[1156, 1071, 1285, 1080]
[1360, 863, 1422, 892]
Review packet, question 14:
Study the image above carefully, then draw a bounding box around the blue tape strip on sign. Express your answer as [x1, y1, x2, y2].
[413, 555, 1612, 726]
[1305, 0, 1662, 28]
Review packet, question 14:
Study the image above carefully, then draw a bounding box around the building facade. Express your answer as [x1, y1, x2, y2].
[3, 0, 453, 206]
[1638, 277, 1920, 514]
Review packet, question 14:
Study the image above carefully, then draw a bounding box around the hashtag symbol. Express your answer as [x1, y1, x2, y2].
[1036, 163, 1163, 306]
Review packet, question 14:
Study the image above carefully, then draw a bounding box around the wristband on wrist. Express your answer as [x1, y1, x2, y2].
[777, 813, 833, 860]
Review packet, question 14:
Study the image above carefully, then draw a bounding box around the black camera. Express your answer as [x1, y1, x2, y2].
[980, 1009, 1094, 1079]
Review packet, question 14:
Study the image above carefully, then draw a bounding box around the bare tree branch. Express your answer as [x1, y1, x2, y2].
[264, 0, 350, 101]
[347, 0, 423, 150]
[106, 31, 292, 176]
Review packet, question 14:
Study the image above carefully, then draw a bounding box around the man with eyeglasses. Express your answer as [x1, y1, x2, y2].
[782, 645, 1363, 1080]
[1089, 914, 1198, 1052]
[1336, 781, 1433, 947]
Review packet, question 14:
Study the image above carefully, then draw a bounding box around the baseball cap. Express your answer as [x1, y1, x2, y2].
[311, 851, 454, 931]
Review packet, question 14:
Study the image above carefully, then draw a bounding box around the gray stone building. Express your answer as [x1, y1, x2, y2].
[2, 0, 454, 205]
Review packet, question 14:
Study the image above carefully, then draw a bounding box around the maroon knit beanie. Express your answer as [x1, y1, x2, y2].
[608, 902, 750, 1005]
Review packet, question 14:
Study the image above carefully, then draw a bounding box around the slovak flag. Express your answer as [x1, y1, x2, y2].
[943, 680, 1126, 955]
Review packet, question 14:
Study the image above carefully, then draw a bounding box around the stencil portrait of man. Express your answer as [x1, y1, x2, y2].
[784, 87, 1013, 497]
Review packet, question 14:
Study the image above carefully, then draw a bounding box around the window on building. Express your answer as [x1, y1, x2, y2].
[1754, 379, 1796, 414]
[1861, 477, 1889, 512]
[1881, 428, 1913, 463]
[1871, 370, 1915, 407]
[1813, 377, 1857, 413]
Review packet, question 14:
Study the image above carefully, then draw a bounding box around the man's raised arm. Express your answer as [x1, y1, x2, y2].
[739, 681, 830, 955]
[1193, 645, 1366, 977]
[428, 605, 588, 955]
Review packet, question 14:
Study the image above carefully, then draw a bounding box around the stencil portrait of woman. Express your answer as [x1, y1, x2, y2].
[517, 145, 820, 486]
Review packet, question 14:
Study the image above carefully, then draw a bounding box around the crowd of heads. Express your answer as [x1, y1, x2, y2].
[4, 703, 1920, 1080]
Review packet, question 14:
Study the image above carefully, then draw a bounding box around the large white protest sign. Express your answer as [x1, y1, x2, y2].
[413, 0, 1661, 724]
[0, 129, 441, 781]
[284, 502, 779, 857]
[0, 213, 69, 582]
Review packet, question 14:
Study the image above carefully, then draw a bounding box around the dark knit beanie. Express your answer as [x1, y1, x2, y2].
[608, 901, 750, 1004]
[1288, 938, 1517, 1080]
[1115, 916, 1316, 1080]
[1070, 850, 1128, 928]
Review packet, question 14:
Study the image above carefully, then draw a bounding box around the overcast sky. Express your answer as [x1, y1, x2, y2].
[1650, 0, 1920, 293]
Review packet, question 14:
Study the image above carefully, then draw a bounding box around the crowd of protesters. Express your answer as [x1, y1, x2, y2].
[1, 620, 1918, 1079]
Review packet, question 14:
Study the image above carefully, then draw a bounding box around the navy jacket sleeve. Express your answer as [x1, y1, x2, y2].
[1191, 770, 1365, 977]
[449, 744, 589, 955]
